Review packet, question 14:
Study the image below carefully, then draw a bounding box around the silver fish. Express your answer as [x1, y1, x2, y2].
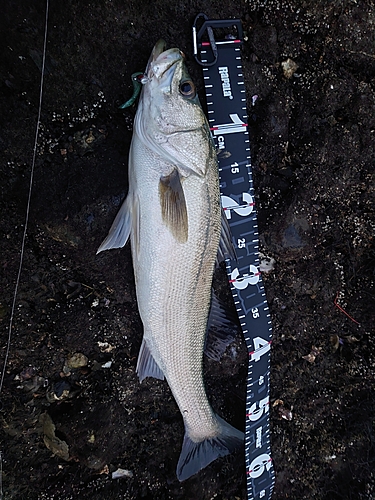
[98, 40, 243, 481]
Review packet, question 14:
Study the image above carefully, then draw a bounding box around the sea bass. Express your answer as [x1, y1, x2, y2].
[98, 40, 243, 481]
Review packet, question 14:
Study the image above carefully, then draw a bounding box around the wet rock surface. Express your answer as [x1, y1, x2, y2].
[1, 1, 374, 499]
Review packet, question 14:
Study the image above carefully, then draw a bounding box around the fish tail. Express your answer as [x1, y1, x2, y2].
[176, 415, 244, 481]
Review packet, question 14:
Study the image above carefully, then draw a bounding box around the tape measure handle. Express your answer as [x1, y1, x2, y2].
[192, 13, 243, 66]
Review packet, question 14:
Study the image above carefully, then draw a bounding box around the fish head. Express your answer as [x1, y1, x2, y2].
[135, 40, 215, 177]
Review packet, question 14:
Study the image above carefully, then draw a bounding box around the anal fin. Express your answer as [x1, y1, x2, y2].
[136, 339, 164, 382]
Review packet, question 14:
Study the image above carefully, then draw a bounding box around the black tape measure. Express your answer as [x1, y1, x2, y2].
[193, 14, 275, 500]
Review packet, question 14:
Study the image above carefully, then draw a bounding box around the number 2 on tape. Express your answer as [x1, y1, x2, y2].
[222, 192, 254, 219]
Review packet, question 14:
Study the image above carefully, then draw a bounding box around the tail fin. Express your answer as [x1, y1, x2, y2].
[176, 415, 244, 481]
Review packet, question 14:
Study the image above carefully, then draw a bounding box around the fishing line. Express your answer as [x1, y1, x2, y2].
[0, 1, 49, 493]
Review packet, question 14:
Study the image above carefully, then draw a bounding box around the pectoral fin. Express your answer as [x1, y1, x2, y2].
[159, 169, 188, 243]
[97, 194, 133, 254]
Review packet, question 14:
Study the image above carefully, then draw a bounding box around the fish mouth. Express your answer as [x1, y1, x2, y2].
[151, 39, 168, 61]
[146, 39, 183, 79]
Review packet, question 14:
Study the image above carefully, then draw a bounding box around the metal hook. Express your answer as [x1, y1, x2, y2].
[192, 13, 218, 67]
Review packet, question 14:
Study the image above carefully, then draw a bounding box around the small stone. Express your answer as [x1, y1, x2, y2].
[281, 58, 298, 79]
[99, 465, 110, 475]
[112, 468, 133, 479]
[66, 352, 88, 369]
[85, 129, 95, 144]
[97, 341, 116, 352]
[46, 380, 71, 402]
[273, 399, 293, 420]
[259, 253, 276, 273]
[330, 334, 340, 352]
[40, 413, 70, 461]
[302, 345, 322, 363]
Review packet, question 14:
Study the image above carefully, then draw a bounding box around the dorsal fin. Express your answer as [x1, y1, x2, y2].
[216, 209, 236, 265]
[205, 288, 241, 361]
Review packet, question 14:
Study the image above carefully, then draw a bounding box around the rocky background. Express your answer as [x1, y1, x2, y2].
[0, 0, 374, 499]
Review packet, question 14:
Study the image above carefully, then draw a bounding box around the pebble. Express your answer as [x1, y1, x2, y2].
[66, 352, 88, 369]
[281, 58, 298, 78]
[112, 468, 134, 479]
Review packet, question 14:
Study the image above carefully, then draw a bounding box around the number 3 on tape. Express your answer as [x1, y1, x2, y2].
[231, 265, 260, 289]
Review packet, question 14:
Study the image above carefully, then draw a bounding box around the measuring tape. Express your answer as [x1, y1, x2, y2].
[193, 14, 275, 499]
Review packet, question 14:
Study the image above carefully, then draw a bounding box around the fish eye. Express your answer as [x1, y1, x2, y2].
[179, 80, 196, 98]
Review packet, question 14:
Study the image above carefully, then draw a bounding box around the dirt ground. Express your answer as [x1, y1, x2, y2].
[1, 0, 374, 499]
